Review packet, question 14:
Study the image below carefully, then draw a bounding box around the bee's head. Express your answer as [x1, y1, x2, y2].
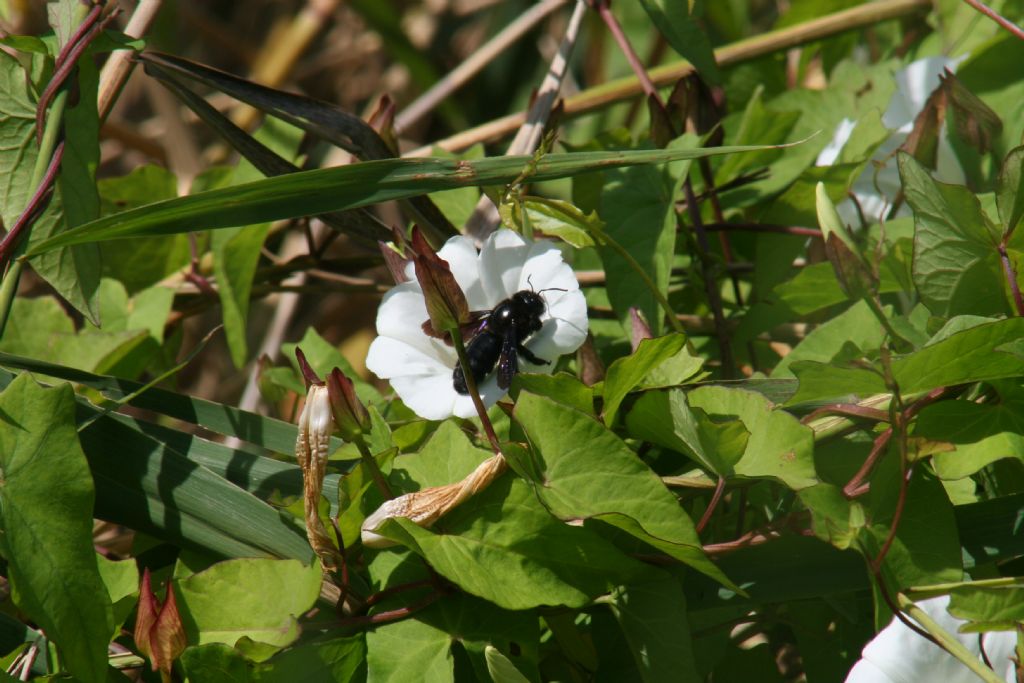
[515, 275, 568, 316]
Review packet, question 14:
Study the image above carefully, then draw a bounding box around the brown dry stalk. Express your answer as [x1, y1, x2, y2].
[406, 0, 931, 155]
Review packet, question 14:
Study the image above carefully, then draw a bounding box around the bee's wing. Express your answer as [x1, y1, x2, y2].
[422, 310, 490, 345]
[496, 327, 519, 390]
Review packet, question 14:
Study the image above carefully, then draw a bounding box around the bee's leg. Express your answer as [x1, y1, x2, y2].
[517, 344, 549, 366]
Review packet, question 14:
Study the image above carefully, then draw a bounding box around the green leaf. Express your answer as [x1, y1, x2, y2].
[0, 295, 148, 374]
[176, 558, 321, 651]
[485, 646, 531, 683]
[687, 386, 818, 489]
[514, 392, 736, 589]
[0, 351, 328, 455]
[27, 46, 102, 323]
[0, 374, 113, 683]
[861, 470, 962, 588]
[997, 145, 1024, 238]
[365, 551, 539, 683]
[0, 53, 37, 231]
[773, 300, 888, 377]
[96, 555, 139, 639]
[179, 643, 254, 682]
[948, 584, 1024, 630]
[638, 0, 721, 83]
[503, 196, 598, 248]
[602, 334, 688, 425]
[512, 372, 594, 416]
[900, 152, 1006, 318]
[597, 136, 694, 336]
[918, 391, 1024, 479]
[376, 474, 651, 610]
[772, 260, 903, 315]
[607, 578, 701, 683]
[892, 317, 1024, 393]
[626, 389, 749, 476]
[365, 615, 452, 683]
[28, 144, 788, 254]
[79, 411, 315, 561]
[256, 636, 366, 682]
[97, 165, 190, 293]
[787, 362, 886, 405]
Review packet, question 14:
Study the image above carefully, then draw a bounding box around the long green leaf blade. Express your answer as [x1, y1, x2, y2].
[28, 144, 796, 254]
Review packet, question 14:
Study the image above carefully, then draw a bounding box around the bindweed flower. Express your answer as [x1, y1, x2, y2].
[845, 595, 1017, 682]
[816, 55, 968, 226]
[366, 229, 588, 420]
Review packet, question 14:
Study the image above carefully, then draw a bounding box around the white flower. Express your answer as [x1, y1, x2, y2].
[845, 595, 1017, 683]
[816, 55, 968, 226]
[365, 229, 588, 420]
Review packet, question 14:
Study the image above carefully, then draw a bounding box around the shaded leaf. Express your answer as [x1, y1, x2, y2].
[607, 577, 701, 683]
[638, 0, 721, 84]
[0, 375, 112, 683]
[376, 474, 651, 610]
[602, 334, 688, 425]
[515, 392, 736, 588]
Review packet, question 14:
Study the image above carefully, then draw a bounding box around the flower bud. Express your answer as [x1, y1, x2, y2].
[816, 182, 876, 299]
[134, 568, 186, 678]
[295, 346, 324, 390]
[295, 382, 342, 569]
[411, 226, 469, 336]
[327, 367, 369, 441]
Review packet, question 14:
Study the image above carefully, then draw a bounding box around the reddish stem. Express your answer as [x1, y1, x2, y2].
[592, 1, 662, 104]
[801, 403, 891, 425]
[331, 590, 442, 628]
[362, 579, 436, 610]
[35, 3, 107, 142]
[999, 242, 1024, 316]
[703, 223, 823, 238]
[695, 476, 726, 534]
[0, 142, 65, 269]
[961, 0, 1024, 41]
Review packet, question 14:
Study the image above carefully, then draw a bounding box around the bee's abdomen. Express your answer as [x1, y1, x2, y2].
[453, 331, 503, 394]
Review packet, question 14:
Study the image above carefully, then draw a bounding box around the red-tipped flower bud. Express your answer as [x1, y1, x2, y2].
[327, 367, 369, 441]
[411, 226, 470, 336]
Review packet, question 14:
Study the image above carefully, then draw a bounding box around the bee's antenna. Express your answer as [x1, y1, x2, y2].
[527, 274, 568, 295]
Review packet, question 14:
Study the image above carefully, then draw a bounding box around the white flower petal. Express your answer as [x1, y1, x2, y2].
[366, 336, 450, 379]
[527, 289, 588, 362]
[438, 235, 488, 309]
[883, 56, 966, 131]
[815, 118, 857, 167]
[368, 229, 588, 420]
[818, 55, 971, 226]
[844, 595, 1017, 683]
[389, 371, 461, 421]
[479, 229, 531, 301]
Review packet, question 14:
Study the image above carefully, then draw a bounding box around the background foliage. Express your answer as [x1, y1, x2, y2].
[1, 0, 1023, 680]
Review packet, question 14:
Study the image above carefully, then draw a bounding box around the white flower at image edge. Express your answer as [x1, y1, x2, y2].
[846, 595, 1017, 683]
[816, 55, 969, 226]
[365, 229, 588, 420]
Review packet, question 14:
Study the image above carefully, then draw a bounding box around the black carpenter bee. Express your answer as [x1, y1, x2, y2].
[423, 281, 566, 394]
